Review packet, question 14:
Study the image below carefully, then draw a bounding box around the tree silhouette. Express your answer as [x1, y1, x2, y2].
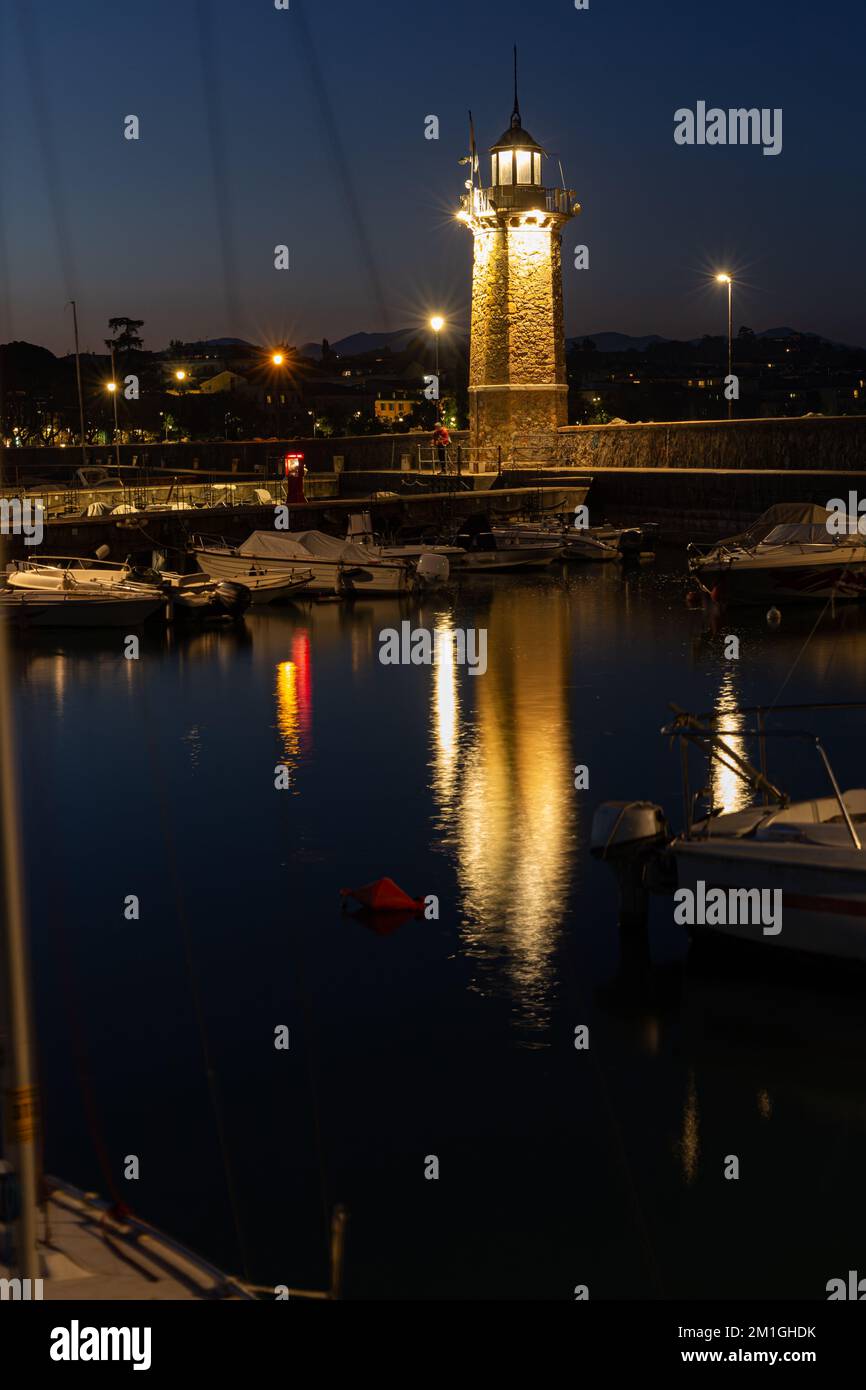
[105, 317, 145, 353]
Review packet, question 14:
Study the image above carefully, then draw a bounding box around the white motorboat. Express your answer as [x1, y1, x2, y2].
[494, 519, 654, 562]
[193, 529, 418, 596]
[0, 587, 164, 628]
[566, 524, 651, 563]
[5, 556, 252, 623]
[345, 511, 456, 581]
[688, 503, 866, 604]
[591, 703, 866, 963]
[235, 569, 314, 604]
[6, 556, 140, 591]
[453, 514, 561, 571]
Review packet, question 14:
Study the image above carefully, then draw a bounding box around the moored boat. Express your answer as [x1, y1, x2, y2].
[591, 702, 866, 963]
[193, 529, 418, 596]
[5, 556, 254, 625]
[688, 503, 866, 604]
[345, 511, 456, 581]
[493, 519, 655, 562]
[453, 514, 560, 571]
[0, 588, 164, 628]
[234, 569, 314, 604]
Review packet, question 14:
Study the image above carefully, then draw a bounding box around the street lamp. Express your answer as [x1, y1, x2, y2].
[430, 315, 444, 376]
[716, 273, 733, 420]
[108, 343, 121, 468]
[430, 315, 445, 419]
[271, 352, 288, 436]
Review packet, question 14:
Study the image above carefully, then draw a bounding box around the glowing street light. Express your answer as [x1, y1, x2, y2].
[430, 315, 445, 406]
[272, 352, 285, 366]
[716, 273, 733, 420]
[107, 342, 121, 467]
[106, 381, 117, 393]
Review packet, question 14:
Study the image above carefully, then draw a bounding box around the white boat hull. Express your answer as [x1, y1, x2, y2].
[457, 546, 558, 572]
[195, 547, 340, 593]
[694, 551, 866, 604]
[0, 590, 163, 628]
[242, 571, 313, 604]
[194, 546, 411, 595]
[674, 838, 866, 961]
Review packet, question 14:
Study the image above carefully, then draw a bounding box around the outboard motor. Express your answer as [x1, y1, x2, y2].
[590, 801, 670, 927]
[617, 528, 643, 560]
[213, 580, 251, 619]
[415, 551, 450, 585]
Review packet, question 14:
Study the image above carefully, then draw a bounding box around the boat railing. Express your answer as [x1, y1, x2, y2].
[189, 533, 238, 553]
[7, 554, 132, 572]
[662, 701, 866, 848]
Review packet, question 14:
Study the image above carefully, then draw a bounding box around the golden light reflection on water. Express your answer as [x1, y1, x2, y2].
[711, 668, 750, 815]
[276, 660, 300, 760]
[428, 590, 576, 1038]
[431, 619, 459, 807]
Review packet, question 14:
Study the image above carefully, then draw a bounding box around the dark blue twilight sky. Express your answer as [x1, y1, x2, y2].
[1, 0, 864, 356]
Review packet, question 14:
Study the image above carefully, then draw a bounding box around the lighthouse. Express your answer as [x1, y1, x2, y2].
[458, 58, 580, 461]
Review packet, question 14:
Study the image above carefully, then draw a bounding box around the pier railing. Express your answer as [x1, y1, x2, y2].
[0, 477, 287, 521]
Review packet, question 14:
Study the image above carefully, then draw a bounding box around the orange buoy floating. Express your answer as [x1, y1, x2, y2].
[340, 877, 425, 913]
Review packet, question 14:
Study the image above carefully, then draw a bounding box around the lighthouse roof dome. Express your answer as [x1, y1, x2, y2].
[489, 117, 545, 154]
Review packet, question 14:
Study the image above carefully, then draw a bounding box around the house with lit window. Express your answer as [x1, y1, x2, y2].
[374, 396, 415, 421]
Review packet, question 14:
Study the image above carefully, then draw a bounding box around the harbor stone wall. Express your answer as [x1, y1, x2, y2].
[556, 415, 866, 471]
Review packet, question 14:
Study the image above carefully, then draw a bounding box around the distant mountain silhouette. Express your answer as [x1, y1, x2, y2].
[569, 327, 862, 351]
[199, 324, 862, 361]
[568, 332, 667, 352]
[299, 329, 432, 359]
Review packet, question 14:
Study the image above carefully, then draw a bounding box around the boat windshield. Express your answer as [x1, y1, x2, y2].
[758, 523, 837, 547]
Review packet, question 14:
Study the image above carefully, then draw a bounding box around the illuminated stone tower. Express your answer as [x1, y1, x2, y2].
[459, 63, 580, 460]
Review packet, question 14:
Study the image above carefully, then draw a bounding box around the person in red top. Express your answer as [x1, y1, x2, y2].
[433, 420, 450, 469]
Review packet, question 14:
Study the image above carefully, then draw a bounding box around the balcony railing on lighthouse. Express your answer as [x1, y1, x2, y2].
[461, 185, 578, 217]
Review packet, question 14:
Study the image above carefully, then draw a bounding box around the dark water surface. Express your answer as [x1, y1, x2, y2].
[14, 556, 866, 1300]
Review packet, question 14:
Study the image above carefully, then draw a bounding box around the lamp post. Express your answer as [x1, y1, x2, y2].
[106, 382, 121, 467]
[716, 274, 733, 420]
[108, 345, 121, 470]
[271, 352, 285, 438]
[173, 370, 186, 441]
[430, 316, 444, 416]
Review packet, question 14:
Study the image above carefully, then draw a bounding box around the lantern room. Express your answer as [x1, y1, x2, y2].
[490, 112, 544, 191]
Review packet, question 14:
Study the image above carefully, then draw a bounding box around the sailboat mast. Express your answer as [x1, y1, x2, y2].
[0, 540, 40, 1281]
